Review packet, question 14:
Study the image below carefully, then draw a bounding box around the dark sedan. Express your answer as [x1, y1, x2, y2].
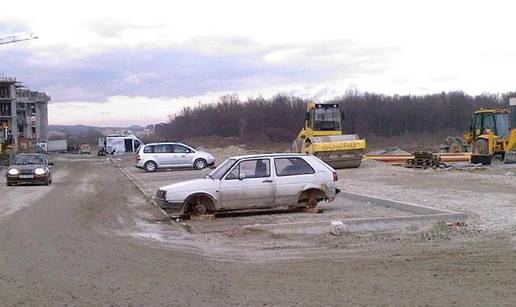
[5, 154, 54, 186]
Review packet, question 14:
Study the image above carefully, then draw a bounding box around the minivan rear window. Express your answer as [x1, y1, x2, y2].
[143, 145, 154, 153]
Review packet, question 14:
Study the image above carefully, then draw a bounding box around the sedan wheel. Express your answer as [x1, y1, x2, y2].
[193, 204, 207, 216]
[193, 159, 207, 170]
[307, 198, 318, 208]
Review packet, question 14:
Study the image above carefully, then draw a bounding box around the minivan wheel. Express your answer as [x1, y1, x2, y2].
[193, 158, 207, 170]
[145, 161, 158, 172]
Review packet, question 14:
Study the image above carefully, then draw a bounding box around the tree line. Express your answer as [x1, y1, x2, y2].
[155, 91, 515, 142]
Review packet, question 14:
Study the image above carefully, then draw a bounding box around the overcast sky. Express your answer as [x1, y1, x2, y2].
[1, 0, 515, 126]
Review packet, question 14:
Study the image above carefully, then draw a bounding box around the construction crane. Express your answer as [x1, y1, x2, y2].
[0, 33, 38, 45]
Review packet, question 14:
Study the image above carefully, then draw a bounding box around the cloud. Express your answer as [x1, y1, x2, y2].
[0, 19, 31, 35]
[84, 18, 162, 38]
[1, 37, 396, 102]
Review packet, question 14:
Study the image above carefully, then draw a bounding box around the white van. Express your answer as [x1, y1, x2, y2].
[98, 134, 142, 155]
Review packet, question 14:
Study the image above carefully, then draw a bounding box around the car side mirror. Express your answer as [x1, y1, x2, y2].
[239, 173, 246, 180]
[49, 161, 54, 166]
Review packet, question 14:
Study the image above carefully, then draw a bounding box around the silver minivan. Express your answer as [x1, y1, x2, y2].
[135, 142, 215, 172]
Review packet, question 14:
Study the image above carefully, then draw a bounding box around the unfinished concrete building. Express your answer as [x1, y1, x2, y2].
[0, 77, 49, 151]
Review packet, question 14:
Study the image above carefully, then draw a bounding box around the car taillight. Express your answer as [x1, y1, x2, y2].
[332, 171, 338, 181]
[136, 154, 141, 161]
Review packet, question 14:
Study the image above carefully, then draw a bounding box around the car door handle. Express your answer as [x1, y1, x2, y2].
[262, 179, 273, 183]
[181, 155, 186, 157]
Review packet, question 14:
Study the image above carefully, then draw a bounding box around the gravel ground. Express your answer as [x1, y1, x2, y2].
[1, 153, 515, 305]
[339, 159, 516, 234]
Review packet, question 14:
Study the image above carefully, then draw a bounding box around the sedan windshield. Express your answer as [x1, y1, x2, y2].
[11, 155, 45, 165]
[208, 158, 236, 179]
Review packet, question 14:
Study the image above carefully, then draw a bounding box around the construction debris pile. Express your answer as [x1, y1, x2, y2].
[405, 151, 435, 169]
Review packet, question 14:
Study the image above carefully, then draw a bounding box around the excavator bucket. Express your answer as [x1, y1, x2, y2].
[307, 135, 366, 169]
[504, 151, 516, 164]
[504, 129, 516, 164]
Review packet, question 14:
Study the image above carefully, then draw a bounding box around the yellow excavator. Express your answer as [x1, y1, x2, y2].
[0, 127, 8, 153]
[444, 107, 516, 164]
[469, 108, 516, 164]
[0, 126, 14, 163]
[292, 102, 366, 168]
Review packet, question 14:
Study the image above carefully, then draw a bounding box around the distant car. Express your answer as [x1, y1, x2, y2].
[135, 142, 215, 172]
[5, 153, 54, 186]
[79, 144, 91, 154]
[155, 153, 339, 217]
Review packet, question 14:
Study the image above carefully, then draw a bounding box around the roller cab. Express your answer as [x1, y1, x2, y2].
[292, 102, 366, 169]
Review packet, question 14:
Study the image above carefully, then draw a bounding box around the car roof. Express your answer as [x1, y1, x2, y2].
[146, 142, 183, 145]
[230, 153, 310, 160]
[14, 153, 46, 157]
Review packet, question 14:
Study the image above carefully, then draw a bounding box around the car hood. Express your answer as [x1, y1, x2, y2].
[160, 178, 218, 192]
[8, 164, 46, 171]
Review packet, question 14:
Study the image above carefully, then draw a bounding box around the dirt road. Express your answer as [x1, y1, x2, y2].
[1, 158, 515, 306]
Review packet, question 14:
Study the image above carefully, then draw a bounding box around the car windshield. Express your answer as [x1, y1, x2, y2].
[11, 155, 45, 165]
[208, 158, 236, 179]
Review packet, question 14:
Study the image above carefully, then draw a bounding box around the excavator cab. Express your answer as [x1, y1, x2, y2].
[471, 110, 511, 140]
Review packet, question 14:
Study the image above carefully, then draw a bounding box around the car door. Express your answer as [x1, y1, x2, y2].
[171, 144, 194, 166]
[273, 157, 316, 204]
[153, 144, 174, 167]
[219, 158, 275, 210]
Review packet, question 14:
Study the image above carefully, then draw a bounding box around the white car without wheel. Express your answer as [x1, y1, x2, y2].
[155, 153, 340, 217]
[135, 142, 215, 172]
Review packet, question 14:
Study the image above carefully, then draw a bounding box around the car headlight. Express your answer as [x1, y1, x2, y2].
[156, 189, 167, 199]
[8, 168, 19, 175]
[34, 168, 46, 175]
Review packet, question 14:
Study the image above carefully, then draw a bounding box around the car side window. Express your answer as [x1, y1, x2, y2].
[225, 159, 270, 180]
[226, 166, 239, 180]
[143, 145, 154, 153]
[275, 157, 315, 176]
[172, 144, 190, 153]
[154, 144, 172, 153]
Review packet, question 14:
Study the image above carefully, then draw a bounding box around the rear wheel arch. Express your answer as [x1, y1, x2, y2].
[298, 188, 327, 203]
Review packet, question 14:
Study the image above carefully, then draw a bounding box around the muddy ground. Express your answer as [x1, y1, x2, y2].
[0, 150, 515, 306]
